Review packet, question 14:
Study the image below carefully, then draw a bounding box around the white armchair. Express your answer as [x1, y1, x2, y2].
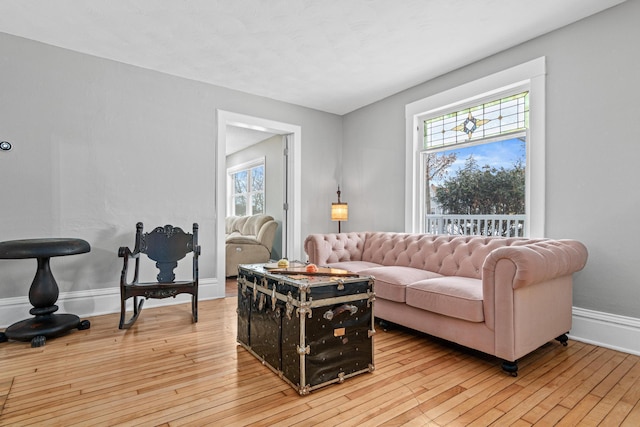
[225, 215, 278, 277]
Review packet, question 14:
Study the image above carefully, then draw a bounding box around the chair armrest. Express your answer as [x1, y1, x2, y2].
[118, 246, 141, 258]
[118, 246, 129, 258]
[119, 246, 140, 285]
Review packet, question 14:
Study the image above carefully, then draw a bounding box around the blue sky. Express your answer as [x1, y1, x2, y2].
[433, 137, 525, 186]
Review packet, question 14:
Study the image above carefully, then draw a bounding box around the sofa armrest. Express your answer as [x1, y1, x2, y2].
[483, 239, 588, 289]
[482, 239, 588, 360]
[256, 220, 278, 251]
[304, 232, 367, 264]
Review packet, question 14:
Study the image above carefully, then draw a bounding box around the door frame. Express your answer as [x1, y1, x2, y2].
[215, 110, 302, 287]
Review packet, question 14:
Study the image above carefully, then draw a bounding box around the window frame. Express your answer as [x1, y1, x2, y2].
[405, 57, 546, 237]
[226, 157, 266, 216]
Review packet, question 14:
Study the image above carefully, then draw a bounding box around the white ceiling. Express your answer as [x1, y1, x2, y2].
[0, 0, 627, 116]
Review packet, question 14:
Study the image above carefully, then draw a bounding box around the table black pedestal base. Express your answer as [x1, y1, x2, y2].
[0, 238, 92, 348]
[2, 307, 91, 347]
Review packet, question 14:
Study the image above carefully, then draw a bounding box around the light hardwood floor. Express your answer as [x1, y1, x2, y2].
[1, 283, 639, 426]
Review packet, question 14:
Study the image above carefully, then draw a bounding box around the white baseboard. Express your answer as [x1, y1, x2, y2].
[0, 278, 223, 328]
[569, 307, 640, 356]
[4, 296, 638, 357]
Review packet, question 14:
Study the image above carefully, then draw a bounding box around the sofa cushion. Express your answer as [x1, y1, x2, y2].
[358, 266, 443, 303]
[406, 276, 484, 322]
[326, 261, 380, 273]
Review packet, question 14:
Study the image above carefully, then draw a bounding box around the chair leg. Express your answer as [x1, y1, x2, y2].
[119, 296, 145, 329]
[192, 294, 198, 323]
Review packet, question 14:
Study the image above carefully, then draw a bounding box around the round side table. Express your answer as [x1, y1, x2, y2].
[0, 238, 91, 347]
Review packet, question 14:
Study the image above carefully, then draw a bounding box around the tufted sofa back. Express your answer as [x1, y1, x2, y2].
[365, 232, 552, 279]
[305, 232, 548, 279]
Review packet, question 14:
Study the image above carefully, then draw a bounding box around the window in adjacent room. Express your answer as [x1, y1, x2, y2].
[227, 158, 265, 216]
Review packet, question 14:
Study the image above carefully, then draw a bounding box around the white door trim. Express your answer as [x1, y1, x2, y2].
[215, 110, 302, 285]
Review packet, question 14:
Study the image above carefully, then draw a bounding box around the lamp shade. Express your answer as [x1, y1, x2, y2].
[331, 202, 348, 221]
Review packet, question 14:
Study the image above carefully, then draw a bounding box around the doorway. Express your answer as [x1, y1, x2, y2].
[226, 128, 284, 259]
[215, 110, 301, 289]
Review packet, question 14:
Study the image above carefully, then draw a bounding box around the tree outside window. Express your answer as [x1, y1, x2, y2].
[430, 139, 525, 215]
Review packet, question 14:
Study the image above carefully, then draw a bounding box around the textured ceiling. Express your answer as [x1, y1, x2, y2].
[0, 0, 627, 115]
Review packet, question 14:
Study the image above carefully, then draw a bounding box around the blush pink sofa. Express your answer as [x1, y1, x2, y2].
[304, 232, 588, 375]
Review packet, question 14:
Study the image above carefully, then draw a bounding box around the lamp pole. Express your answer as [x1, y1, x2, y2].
[337, 187, 342, 233]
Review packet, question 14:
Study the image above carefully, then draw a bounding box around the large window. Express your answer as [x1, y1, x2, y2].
[227, 158, 265, 216]
[421, 92, 528, 236]
[405, 58, 546, 237]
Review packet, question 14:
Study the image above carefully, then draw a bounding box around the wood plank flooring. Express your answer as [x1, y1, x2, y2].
[1, 283, 639, 426]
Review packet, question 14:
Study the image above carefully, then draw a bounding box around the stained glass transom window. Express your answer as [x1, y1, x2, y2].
[424, 91, 529, 149]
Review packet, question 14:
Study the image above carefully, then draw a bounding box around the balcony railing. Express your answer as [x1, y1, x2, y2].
[425, 214, 527, 237]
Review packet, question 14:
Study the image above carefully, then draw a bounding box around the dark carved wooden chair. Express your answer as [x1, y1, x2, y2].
[118, 222, 200, 329]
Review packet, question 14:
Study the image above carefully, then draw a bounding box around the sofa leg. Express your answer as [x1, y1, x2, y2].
[378, 319, 392, 331]
[502, 360, 518, 377]
[556, 333, 569, 346]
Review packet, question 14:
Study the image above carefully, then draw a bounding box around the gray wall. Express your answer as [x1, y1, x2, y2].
[226, 134, 284, 259]
[342, 0, 640, 319]
[1, 0, 638, 322]
[0, 32, 342, 299]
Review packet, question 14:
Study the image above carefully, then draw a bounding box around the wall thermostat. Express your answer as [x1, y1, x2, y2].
[0, 141, 12, 151]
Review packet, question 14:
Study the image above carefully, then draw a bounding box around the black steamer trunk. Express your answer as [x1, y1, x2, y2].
[236, 264, 375, 395]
